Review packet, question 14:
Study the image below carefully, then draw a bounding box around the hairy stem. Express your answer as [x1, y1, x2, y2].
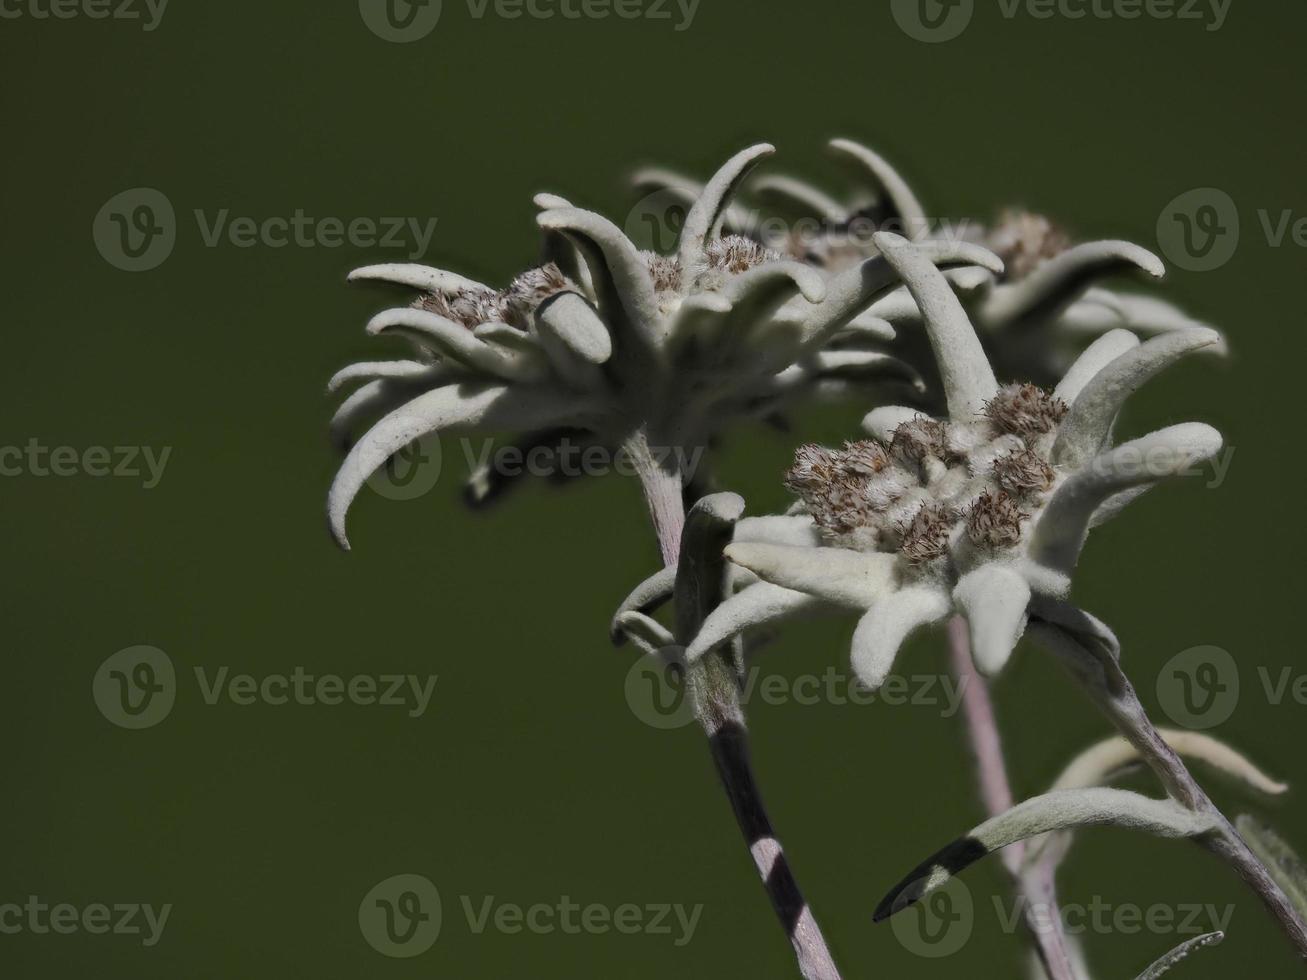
[626, 430, 843, 980]
[1040, 614, 1307, 962]
[948, 617, 1078, 980]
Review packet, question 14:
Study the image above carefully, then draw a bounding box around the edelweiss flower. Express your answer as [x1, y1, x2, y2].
[635, 138, 1220, 387]
[327, 145, 1002, 547]
[657, 234, 1223, 686]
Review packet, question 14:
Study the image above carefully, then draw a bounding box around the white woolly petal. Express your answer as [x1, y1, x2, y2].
[665, 291, 734, 355]
[529, 294, 610, 390]
[724, 543, 899, 610]
[834, 311, 897, 343]
[534, 293, 612, 365]
[865, 285, 926, 325]
[629, 168, 754, 235]
[537, 207, 661, 348]
[327, 360, 439, 394]
[723, 260, 827, 307]
[328, 384, 585, 550]
[686, 582, 831, 662]
[328, 375, 456, 449]
[366, 309, 535, 381]
[798, 351, 922, 387]
[533, 193, 573, 211]
[751, 174, 849, 223]
[1050, 731, 1287, 797]
[802, 241, 1003, 353]
[1064, 288, 1221, 343]
[828, 138, 929, 240]
[947, 266, 997, 295]
[953, 566, 1031, 677]
[677, 143, 775, 275]
[850, 587, 951, 692]
[981, 241, 1164, 329]
[349, 264, 492, 295]
[1053, 328, 1140, 405]
[1089, 485, 1153, 528]
[1052, 328, 1222, 468]
[1033, 423, 1224, 574]
[611, 566, 678, 640]
[862, 405, 925, 442]
[733, 516, 823, 547]
[473, 323, 539, 355]
[875, 788, 1217, 922]
[712, 263, 828, 361]
[613, 611, 676, 660]
[874, 233, 1001, 422]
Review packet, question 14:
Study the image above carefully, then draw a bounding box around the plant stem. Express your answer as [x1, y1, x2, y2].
[948, 617, 1079, 980]
[626, 431, 843, 980]
[1034, 608, 1307, 963]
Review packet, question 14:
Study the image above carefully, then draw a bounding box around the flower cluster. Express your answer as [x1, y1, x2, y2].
[636, 138, 1220, 388]
[326, 145, 1001, 547]
[659, 234, 1222, 685]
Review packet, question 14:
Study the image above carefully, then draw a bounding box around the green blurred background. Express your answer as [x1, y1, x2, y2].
[2, 0, 1305, 976]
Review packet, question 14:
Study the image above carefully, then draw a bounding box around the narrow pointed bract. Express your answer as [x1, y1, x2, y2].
[851, 589, 951, 690]
[875, 788, 1218, 922]
[953, 566, 1031, 676]
[875, 234, 999, 421]
[828, 138, 929, 240]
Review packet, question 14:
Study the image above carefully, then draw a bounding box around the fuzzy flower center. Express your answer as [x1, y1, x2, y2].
[641, 235, 783, 303]
[415, 262, 577, 332]
[785, 384, 1069, 566]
